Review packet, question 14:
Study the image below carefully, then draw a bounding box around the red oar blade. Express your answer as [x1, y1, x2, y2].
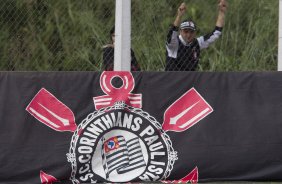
[40, 170, 59, 184]
[26, 88, 77, 132]
[180, 167, 198, 183]
[161, 167, 198, 183]
[163, 88, 213, 132]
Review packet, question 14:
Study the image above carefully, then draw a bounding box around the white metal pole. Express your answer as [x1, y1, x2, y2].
[279, 0, 282, 71]
[114, 0, 131, 71]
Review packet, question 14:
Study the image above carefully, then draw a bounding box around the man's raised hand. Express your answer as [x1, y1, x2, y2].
[218, 0, 227, 13]
[178, 2, 187, 17]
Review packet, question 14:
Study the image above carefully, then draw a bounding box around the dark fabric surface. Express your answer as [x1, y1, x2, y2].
[0, 71, 282, 183]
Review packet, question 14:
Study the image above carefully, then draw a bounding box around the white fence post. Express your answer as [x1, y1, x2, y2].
[279, 0, 282, 71]
[114, 0, 131, 71]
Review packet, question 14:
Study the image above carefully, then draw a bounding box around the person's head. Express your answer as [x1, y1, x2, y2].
[110, 26, 115, 44]
[180, 20, 197, 43]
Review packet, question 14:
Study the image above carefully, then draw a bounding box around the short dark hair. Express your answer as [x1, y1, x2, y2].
[110, 26, 115, 35]
[110, 26, 115, 43]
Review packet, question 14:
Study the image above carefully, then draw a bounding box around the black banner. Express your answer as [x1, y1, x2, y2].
[1, 71, 282, 183]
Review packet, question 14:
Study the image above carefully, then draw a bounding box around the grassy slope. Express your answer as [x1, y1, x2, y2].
[0, 0, 278, 71]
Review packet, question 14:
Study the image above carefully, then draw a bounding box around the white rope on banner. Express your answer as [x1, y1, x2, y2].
[114, 0, 131, 71]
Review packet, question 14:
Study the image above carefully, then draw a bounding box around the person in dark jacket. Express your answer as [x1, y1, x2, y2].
[165, 0, 227, 71]
[102, 27, 140, 71]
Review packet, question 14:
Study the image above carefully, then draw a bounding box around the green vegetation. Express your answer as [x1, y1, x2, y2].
[0, 0, 278, 71]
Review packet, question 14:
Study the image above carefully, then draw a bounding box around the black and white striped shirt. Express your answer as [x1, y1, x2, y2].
[165, 25, 222, 71]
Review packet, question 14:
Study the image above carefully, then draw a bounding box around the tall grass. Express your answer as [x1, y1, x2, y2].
[0, 0, 278, 71]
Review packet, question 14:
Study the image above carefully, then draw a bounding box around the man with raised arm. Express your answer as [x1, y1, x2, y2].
[165, 0, 227, 71]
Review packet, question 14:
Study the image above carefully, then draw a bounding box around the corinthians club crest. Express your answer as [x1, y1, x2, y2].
[26, 71, 213, 183]
[68, 101, 176, 183]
